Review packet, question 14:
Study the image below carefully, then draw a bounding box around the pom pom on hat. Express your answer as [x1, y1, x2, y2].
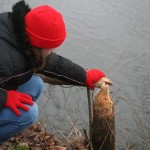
[25, 5, 66, 48]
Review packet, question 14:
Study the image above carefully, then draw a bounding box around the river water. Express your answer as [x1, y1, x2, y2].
[1, 0, 150, 149]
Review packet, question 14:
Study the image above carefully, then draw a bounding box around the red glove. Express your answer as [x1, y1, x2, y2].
[5, 90, 34, 116]
[85, 69, 106, 90]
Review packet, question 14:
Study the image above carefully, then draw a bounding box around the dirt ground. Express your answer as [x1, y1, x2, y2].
[0, 123, 88, 150]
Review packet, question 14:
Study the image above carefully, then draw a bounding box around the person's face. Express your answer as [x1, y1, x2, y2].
[41, 48, 55, 58]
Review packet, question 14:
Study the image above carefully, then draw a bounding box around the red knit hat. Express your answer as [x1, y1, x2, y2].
[25, 5, 66, 48]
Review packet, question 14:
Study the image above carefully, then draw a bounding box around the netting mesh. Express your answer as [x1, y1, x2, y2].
[37, 82, 150, 150]
[37, 84, 89, 145]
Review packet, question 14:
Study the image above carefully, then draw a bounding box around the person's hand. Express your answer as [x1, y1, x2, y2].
[5, 90, 34, 116]
[85, 69, 106, 90]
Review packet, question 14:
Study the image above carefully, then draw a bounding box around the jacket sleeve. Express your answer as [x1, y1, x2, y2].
[0, 89, 7, 110]
[38, 52, 86, 86]
[0, 48, 13, 110]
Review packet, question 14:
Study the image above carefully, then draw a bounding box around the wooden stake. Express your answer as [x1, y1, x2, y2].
[87, 88, 93, 150]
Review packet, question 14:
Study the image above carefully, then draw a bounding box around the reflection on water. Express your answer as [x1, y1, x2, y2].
[1, 0, 150, 149]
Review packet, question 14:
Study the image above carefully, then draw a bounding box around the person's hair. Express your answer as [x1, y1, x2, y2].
[11, 0, 45, 72]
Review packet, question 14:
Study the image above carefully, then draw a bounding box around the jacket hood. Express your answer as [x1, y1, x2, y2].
[0, 12, 19, 49]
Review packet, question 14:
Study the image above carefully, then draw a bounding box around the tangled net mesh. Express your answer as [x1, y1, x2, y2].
[37, 83, 150, 150]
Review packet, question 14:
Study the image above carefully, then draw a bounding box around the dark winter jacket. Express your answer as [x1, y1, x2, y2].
[0, 12, 86, 110]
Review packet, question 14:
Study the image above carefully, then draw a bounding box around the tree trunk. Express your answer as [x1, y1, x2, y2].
[92, 83, 115, 150]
